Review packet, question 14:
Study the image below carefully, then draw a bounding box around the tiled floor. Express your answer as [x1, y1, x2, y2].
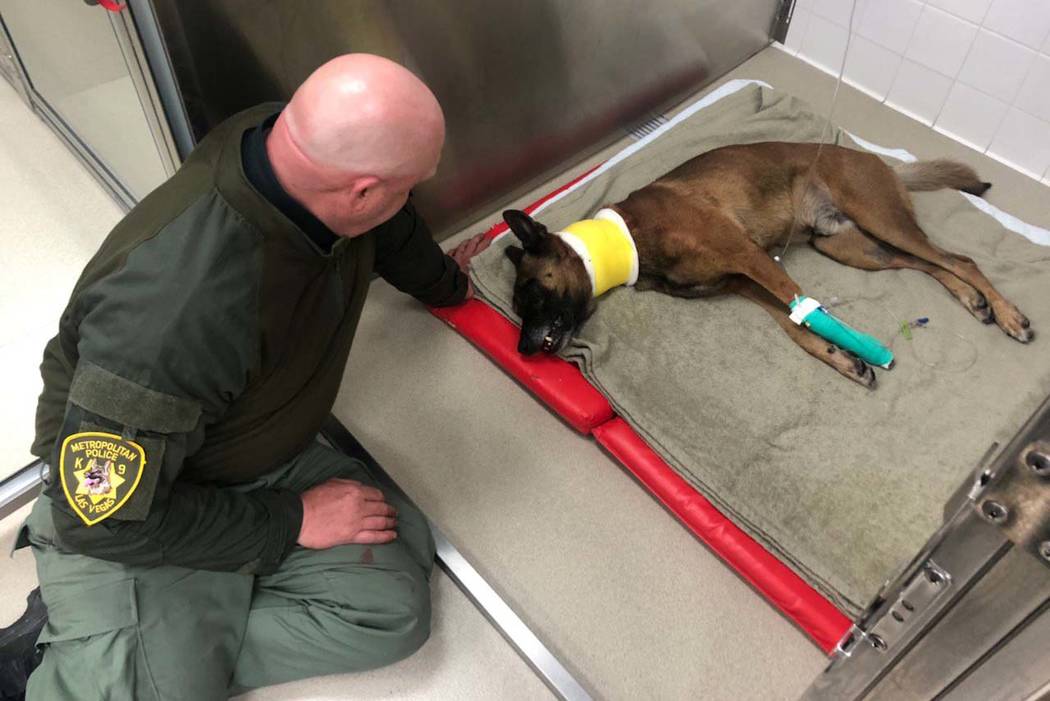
[4, 44, 1050, 701]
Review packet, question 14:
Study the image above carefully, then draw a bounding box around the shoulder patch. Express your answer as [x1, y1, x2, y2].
[60, 432, 147, 526]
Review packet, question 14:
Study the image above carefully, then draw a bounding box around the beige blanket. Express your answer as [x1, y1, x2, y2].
[471, 85, 1050, 615]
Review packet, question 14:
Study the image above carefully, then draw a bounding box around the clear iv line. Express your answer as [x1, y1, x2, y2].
[776, 0, 860, 263]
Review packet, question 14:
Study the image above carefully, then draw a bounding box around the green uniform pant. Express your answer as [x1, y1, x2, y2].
[18, 441, 435, 700]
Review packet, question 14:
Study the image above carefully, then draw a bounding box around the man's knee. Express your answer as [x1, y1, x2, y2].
[385, 575, 432, 663]
[325, 561, 433, 666]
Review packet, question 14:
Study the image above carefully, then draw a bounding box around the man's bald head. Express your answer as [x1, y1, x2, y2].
[266, 54, 446, 237]
[284, 54, 444, 179]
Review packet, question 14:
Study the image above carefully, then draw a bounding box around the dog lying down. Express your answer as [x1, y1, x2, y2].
[502, 142, 1033, 388]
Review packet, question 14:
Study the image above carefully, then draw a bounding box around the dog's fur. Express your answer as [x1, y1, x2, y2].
[503, 142, 1032, 387]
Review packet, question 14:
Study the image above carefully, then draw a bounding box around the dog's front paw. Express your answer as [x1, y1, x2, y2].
[826, 346, 877, 389]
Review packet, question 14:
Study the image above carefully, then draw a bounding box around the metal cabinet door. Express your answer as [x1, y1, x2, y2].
[0, 0, 177, 205]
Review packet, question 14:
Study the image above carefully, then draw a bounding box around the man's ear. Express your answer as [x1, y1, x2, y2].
[504, 246, 524, 268]
[349, 175, 382, 207]
[502, 210, 548, 251]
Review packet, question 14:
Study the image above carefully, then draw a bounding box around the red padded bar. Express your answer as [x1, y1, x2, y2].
[431, 300, 614, 434]
[592, 418, 851, 653]
[429, 162, 613, 434]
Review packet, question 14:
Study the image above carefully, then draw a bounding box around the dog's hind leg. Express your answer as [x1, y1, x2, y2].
[729, 278, 877, 388]
[834, 173, 1032, 342]
[810, 224, 994, 324]
[796, 178, 857, 238]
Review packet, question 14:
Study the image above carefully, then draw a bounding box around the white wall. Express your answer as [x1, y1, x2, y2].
[781, 0, 1050, 185]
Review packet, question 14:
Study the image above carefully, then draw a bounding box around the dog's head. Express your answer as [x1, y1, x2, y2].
[502, 210, 595, 355]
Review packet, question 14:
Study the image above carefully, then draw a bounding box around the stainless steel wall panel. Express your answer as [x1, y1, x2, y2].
[145, 0, 779, 237]
[0, 15, 29, 102]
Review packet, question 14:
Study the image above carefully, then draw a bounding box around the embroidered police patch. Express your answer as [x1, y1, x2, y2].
[60, 432, 146, 526]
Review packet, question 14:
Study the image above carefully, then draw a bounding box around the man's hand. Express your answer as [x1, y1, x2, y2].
[448, 233, 491, 274]
[297, 478, 398, 549]
[448, 232, 491, 301]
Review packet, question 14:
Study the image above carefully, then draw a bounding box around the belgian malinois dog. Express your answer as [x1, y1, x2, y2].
[503, 142, 1033, 388]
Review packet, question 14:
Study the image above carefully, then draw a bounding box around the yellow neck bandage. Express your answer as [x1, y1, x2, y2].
[554, 208, 639, 297]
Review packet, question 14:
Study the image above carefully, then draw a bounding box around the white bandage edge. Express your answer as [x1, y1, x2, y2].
[789, 296, 822, 325]
[553, 231, 598, 296]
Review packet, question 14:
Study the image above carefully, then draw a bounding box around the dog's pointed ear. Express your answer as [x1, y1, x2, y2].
[502, 210, 548, 251]
[504, 245, 525, 268]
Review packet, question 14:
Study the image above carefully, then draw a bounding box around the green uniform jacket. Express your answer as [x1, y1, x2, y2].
[31, 103, 466, 576]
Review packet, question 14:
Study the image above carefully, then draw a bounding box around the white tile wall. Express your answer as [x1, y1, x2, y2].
[905, 6, 978, 77]
[843, 34, 903, 100]
[811, 0, 860, 29]
[886, 59, 955, 124]
[781, 0, 1050, 182]
[855, 0, 924, 55]
[927, 0, 992, 25]
[983, 0, 1050, 50]
[1017, 54, 1050, 122]
[784, 7, 812, 54]
[988, 107, 1050, 177]
[935, 82, 1008, 149]
[799, 14, 851, 73]
[957, 30, 1036, 103]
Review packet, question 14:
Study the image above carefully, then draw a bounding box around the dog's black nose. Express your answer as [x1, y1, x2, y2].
[517, 336, 537, 355]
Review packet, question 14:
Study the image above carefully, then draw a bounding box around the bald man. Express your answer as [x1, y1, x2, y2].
[6, 54, 490, 700]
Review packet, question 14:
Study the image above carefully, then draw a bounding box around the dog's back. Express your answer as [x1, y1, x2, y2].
[622, 142, 987, 252]
[623, 142, 821, 249]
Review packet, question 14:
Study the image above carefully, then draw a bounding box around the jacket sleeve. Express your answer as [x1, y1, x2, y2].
[43, 222, 302, 575]
[373, 199, 469, 307]
[49, 395, 302, 574]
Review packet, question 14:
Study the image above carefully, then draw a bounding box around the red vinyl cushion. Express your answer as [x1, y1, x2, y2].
[430, 300, 614, 434]
[430, 161, 615, 435]
[593, 418, 851, 653]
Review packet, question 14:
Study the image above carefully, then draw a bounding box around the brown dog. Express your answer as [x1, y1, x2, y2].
[502, 142, 1032, 387]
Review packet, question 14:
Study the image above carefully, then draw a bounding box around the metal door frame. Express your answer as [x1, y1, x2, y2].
[124, 0, 194, 160]
[803, 398, 1050, 700]
[108, 4, 181, 182]
[0, 3, 180, 210]
[0, 13, 30, 103]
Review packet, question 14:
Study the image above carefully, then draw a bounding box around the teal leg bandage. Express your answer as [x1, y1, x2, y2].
[789, 296, 894, 369]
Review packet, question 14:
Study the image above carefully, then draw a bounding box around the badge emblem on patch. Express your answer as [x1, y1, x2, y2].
[60, 432, 146, 526]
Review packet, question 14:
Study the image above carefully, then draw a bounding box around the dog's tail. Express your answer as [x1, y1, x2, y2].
[893, 159, 991, 197]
